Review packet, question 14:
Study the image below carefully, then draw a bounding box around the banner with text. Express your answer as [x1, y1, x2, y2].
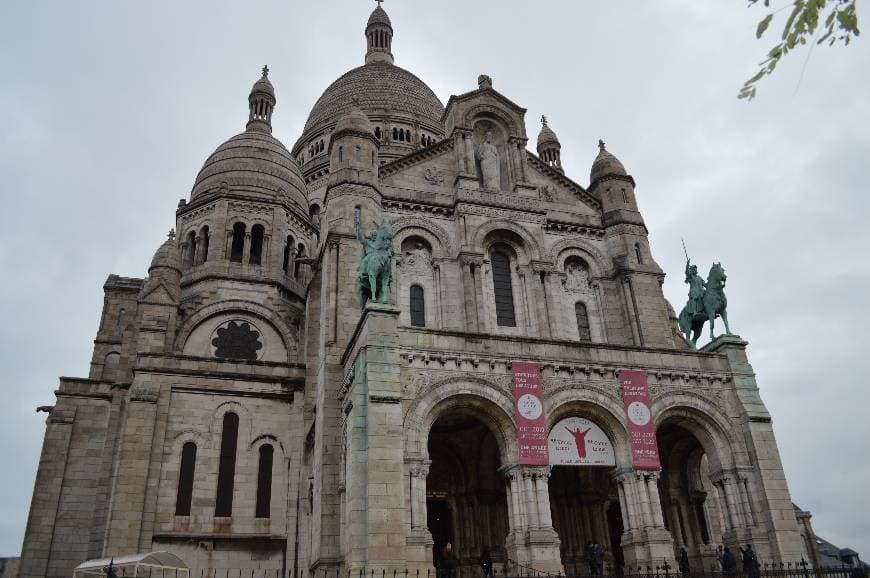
[548, 417, 616, 466]
[620, 370, 661, 470]
[512, 361, 549, 465]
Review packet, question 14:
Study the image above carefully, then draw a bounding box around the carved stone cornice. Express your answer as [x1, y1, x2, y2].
[544, 220, 606, 239]
[378, 138, 455, 179]
[457, 188, 544, 213]
[526, 152, 601, 210]
[457, 202, 546, 224]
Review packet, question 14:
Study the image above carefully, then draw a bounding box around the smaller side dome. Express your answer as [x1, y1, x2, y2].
[590, 139, 627, 184]
[537, 116, 560, 148]
[367, 5, 392, 28]
[333, 98, 374, 136]
[149, 230, 181, 274]
[537, 115, 563, 173]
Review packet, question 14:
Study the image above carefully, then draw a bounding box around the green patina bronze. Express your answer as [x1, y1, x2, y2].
[355, 208, 394, 309]
[678, 259, 733, 348]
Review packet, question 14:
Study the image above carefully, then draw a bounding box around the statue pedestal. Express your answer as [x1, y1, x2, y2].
[701, 334, 746, 352]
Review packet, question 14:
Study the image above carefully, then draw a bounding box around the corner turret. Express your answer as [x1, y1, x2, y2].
[588, 140, 644, 229]
[536, 115, 563, 173]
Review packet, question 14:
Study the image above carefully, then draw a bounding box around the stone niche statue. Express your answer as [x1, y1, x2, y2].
[477, 130, 501, 190]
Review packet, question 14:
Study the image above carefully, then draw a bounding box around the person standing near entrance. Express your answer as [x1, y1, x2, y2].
[721, 547, 737, 575]
[740, 544, 760, 578]
[441, 542, 458, 578]
[678, 547, 691, 576]
[480, 547, 494, 578]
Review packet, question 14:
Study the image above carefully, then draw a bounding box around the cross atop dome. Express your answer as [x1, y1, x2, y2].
[598, 139, 606, 152]
[375, 0, 383, 6]
[541, 115, 548, 127]
[261, 65, 269, 77]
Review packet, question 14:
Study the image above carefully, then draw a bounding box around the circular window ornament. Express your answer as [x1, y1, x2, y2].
[626, 401, 651, 427]
[517, 394, 543, 421]
[210, 319, 264, 361]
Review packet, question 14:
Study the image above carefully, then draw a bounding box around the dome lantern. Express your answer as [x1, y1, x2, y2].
[365, 1, 394, 65]
[536, 115, 563, 173]
[247, 65, 276, 133]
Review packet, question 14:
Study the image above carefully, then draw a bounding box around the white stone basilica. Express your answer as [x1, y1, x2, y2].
[19, 5, 809, 578]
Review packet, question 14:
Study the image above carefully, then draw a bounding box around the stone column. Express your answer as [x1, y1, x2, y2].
[615, 470, 676, 569]
[242, 231, 252, 263]
[460, 259, 479, 332]
[502, 466, 562, 574]
[545, 272, 565, 339]
[194, 234, 204, 264]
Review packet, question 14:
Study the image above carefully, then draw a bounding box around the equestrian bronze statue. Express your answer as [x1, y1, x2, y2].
[354, 208, 394, 309]
[678, 259, 733, 348]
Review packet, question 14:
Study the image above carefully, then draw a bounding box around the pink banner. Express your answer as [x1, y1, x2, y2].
[620, 370, 661, 471]
[512, 361, 549, 465]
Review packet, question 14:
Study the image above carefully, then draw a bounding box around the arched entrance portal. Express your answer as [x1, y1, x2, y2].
[427, 413, 509, 575]
[657, 422, 726, 571]
[549, 463, 623, 574]
[547, 415, 624, 574]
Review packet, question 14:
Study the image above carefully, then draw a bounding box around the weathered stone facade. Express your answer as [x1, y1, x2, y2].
[19, 6, 804, 578]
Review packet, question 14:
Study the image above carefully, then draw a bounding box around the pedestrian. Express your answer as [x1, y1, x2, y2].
[592, 542, 605, 576]
[740, 544, 760, 578]
[442, 542, 458, 578]
[679, 547, 691, 576]
[716, 545, 724, 572]
[480, 547, 494, 578]
[586, 541, 598, 576]
[721, 547, 737, 575]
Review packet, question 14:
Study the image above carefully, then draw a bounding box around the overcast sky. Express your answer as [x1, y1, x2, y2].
[1, 0, 868, 561]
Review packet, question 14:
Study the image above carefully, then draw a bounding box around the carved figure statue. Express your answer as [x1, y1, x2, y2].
[563, 260, 591, 293]
[678, 261, 733, 348]
[477, 130, 501, 190]
[354, 208, 394, 309]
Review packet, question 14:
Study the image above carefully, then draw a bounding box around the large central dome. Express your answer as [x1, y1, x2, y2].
[302, 62, 444, 134]
[292, 5, 445, 175]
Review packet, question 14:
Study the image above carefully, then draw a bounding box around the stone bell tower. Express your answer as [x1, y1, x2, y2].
[588, 140, 674, 348]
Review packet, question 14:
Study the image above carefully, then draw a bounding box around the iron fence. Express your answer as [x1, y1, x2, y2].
[130, 565, 867, 578]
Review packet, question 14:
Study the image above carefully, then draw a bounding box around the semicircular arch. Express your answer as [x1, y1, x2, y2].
[652, 393, 738, 473]
[174, 300, 299, 362]
[472, 220, 542, 262]
[545, 389, 631, 469]
[550, 238, 612, 278]
[404, 376, 517, 465]
[391, 217, 452, 258]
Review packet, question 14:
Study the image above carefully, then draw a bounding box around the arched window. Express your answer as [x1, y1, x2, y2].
[116, 308, 125, 329]
[491, 250, 516, 327]
[186, 230, 197, 266]
[393, 128, 398, 141]
[575, 302, 591, 341]
[354, 145, 361, 161]
[409, 285, 425, 327]
[102, 352, 121, 381]
[294, 244, 306, 278]
[309, 204, 321, 223]
[405, 129, 411, 143]
[635, 243, 643, 265]
[622, 188, 628, 203]
[338, 146, 343, 162]
[256, 444, 274, 518]
[282, 235, 294, 273]
[230, 222, 246, 262]
[200, 226, 210, 263]
[215, 412, 239, 517]
[374, 126, 381, 140]
[319, 139, 324, 152]
[249, 224, 265, 265]
[175, 442, 196, 516]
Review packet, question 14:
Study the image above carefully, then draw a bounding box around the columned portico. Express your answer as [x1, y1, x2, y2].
[613, 470, 676, 568]
[501, 465, 563, 575]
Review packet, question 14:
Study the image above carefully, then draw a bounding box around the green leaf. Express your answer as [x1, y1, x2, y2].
[757, 14, 774, 38]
